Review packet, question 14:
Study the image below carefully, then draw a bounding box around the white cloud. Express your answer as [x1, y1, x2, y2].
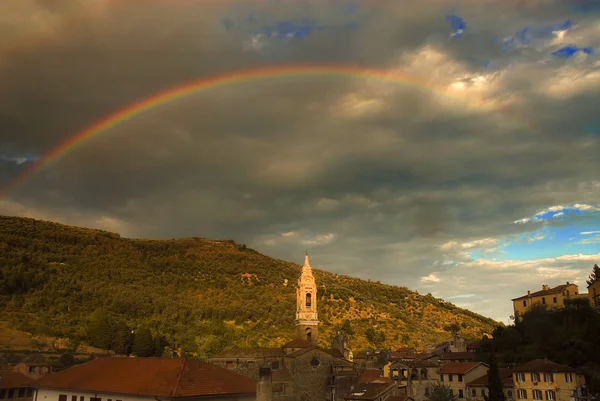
[421, 273, 441, 283]
[302, 233, 336, 246]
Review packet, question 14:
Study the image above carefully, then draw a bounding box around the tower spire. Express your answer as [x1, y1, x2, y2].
[296, 252, 319, 344]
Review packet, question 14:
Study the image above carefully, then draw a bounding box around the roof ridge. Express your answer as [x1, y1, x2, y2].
[172, 358, 186, 397]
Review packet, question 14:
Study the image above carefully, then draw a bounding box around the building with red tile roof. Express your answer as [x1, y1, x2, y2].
[33, 358, 256, 400]
[0, 371, 36, 401]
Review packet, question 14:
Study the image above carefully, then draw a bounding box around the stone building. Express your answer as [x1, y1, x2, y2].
[389, 360, 439, 401]
[210, 253, 360, 401]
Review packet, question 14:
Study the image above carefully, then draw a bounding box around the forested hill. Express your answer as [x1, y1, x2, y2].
[0, 215, 499, 357]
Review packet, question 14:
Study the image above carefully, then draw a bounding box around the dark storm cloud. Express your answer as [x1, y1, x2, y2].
[1, 0, 600, 320]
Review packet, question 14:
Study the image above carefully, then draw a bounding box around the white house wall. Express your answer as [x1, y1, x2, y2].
[36, 388, 154, 401]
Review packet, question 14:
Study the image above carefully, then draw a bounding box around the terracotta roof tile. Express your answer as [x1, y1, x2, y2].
[467, 369, 513, 388]
[513, 359, 576, 374]
[512, 284, 572, 301]
[391, 360, 438, 368]
[358, 369, 382, 383]
[439, 352, 477, 361]
[33, 358, 256, 397]
[0, 371, 34, 388]
[440, 362, 484, 374]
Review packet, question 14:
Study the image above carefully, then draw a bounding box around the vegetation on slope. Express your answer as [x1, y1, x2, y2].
[0, 215, 499, 358]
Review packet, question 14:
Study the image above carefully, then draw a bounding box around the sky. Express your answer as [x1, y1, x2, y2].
[1, 0, 600, 323]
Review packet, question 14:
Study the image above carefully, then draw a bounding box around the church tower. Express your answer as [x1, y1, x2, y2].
[295, 252, 319, 344]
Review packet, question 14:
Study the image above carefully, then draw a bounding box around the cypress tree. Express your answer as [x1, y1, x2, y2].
[485, 352, 506, 401]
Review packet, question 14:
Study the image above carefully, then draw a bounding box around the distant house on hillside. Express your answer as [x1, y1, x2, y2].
[511, 282, 587, 319]
[32, 357, 257, 401]
[423, 334, 467, 354]
[12, 362, 54, 379]
[0, 371, 35, 401]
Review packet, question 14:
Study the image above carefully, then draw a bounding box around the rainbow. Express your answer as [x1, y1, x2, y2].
[0, 64, 532, 200]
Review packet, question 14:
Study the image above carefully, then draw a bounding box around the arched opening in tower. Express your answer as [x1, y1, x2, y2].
[305, 328, 312, 342]
[305, 292, 312, 307]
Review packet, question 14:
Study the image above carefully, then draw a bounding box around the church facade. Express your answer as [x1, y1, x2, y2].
[210, 253, 359, 401]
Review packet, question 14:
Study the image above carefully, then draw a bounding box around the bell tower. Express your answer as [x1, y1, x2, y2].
[295, 251, 319, 344]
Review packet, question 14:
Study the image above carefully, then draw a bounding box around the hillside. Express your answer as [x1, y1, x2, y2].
[0, 215, 500, 358]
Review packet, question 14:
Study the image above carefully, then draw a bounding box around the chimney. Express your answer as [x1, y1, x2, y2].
[542, 285, 549, 291]
[527, 290, 530, 296]
[566, 281, 570, 285]
[257, 368, 272, 401]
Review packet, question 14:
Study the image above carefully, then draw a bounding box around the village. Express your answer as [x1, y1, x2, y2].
[0, 255, 597, 401]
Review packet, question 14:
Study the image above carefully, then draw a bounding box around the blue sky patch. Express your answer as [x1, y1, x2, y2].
[446, 15, 466, 37]
[552, 45, 594, 58]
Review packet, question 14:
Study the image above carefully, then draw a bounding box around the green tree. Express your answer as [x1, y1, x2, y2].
[86, 308, 115, 350]
[586, 264, 600, 286]
[132, 327, 155, 357]
[341, 319, 355, 336]
[426, 382, 457, 401]
[484, 353, 506, 401]
[112, 321, 132, 355]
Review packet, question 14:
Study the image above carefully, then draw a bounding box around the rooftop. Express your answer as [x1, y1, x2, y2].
[512, 283, 576, 301]
[467, 369, 514, 388]
[512, 359, 577, 374]
[33, 357, 256, 397]
[0, 371, 34, 388]
[440, 362, 485, 375]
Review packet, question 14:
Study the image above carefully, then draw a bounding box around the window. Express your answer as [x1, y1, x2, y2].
[516, 373, 525, 382]
[27, 389, 33, 398]
[28, 366, 36, 374]
[7, 390, 14, 399]
[565, 373, 573, 383]
[80, 397, 84, 401]
[531, 373, 540, 382]
[0, 389, 5, 399]
[59, 395, 67, 401]
[533, 390, 542, 400]
[440, 374, 444, 382]
[310, 357, 320, 368]
[226, 360, 234, 369]
[508, 390, 514, 398]
[459, 390, 464, 399]
[18, 389, 25, 398]
[544, 373, 554, 383]
[523, 300, 527, 307]
[482, 389, 486, 397]
[458, 374, 463, 382]
[425, 388, 430, 397]
[546, 391, 556, 400]
[518, 390, 527, 399]
[471, 389, 477, 397]
[90, 397, 101, 401]
[305, 293, 312, 307]
[72, 396, 78, 401]
[449, 374, 454, 382]
[553, 297, 557, 304]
